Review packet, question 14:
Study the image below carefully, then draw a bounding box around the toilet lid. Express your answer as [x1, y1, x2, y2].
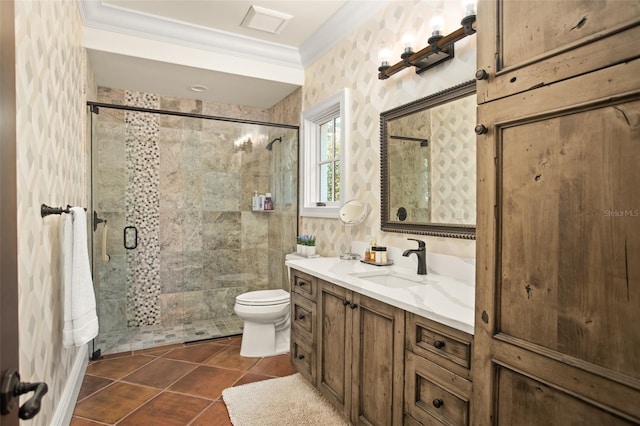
[236, 289, 290, 306]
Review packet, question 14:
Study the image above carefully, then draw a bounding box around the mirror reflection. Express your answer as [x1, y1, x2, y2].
[381, 81, 476, 239]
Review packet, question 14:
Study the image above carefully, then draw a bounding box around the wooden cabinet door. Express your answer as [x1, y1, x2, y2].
[473, 58, 640, 424]
[350, 293, 405, 426]
[316, 280, 352, 416]
[476, 0, 640, 103]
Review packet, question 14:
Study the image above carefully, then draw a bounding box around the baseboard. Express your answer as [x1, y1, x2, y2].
[50, 343, 89, 426]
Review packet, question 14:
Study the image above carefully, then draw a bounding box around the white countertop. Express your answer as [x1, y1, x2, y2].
[286, 256, 475, 335]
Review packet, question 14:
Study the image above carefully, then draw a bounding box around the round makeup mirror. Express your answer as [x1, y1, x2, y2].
[339, 200, 369, 259]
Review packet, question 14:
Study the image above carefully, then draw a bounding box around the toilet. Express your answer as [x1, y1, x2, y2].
[234, 253, 305, 357]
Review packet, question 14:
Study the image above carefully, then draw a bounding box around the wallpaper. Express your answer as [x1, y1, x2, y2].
[300, 0, 477, 258]
[14, 0, 87, 423]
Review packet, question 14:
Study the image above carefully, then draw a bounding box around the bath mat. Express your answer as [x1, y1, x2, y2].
[222, 373, 349, 426]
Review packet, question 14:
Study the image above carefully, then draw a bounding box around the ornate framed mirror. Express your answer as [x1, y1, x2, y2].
[380, 80, 476, 239]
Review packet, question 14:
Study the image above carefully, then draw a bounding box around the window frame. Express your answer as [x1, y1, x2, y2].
[300, 89, 348, 218]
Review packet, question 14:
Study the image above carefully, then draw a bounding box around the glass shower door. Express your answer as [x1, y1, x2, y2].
[91, 101, 298, 356]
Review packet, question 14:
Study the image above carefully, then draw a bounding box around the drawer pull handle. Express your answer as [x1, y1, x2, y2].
[297, 314, 305, 320]
[433, 399, 444, 408]
[434, 340, 445, 349]
[297, 355, 305, 360]
[296, 281, 306, 287]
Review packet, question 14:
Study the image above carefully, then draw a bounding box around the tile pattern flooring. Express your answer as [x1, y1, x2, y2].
[71, 335, 296, 425]
[97, 316, 244, 355]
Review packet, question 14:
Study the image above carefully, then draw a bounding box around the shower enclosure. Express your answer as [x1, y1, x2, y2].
[88, 95, 298, 356]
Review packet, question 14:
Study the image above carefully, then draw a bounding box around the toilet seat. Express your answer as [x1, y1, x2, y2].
[236, 289, 289, 306]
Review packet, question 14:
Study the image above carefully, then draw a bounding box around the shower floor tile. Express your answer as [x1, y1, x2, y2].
[97, 315, 243, 355]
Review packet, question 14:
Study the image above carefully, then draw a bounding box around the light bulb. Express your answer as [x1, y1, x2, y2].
[430, 15, 445, 36]
[379, 43, 391, 66]
[402, 34, 414, 53]
[463, 0, 476, 16]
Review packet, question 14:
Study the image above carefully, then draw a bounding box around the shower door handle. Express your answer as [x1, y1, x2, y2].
[124, 226, 138, 250]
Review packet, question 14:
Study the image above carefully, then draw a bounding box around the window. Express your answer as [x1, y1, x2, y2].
[300, 89, 348, 217]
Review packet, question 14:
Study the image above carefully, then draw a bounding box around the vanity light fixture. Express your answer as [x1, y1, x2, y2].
[378, 5, 476, 80]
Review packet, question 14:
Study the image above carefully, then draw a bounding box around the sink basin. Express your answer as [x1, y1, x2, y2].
[350, 270, 431, 288]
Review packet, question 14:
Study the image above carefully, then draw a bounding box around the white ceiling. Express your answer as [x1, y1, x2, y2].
[79, 0, 388, 109]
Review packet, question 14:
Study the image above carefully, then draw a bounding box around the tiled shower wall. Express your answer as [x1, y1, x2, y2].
[268, 88, 301, 291]
[93, 87, 298, 344]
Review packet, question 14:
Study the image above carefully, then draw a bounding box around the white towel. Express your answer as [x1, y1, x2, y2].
[63, 207, 99, 347]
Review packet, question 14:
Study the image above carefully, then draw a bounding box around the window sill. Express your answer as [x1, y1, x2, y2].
[300, 205, 340, 218]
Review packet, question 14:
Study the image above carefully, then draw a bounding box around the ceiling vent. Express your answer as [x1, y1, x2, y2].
[240, 5, 292, 34]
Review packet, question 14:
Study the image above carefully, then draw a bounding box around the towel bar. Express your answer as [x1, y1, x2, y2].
[41, 204, 87, 218]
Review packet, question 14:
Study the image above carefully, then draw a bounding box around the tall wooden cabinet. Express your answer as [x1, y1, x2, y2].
[473, 1, 640, 424]
[316, 280, 405, 425]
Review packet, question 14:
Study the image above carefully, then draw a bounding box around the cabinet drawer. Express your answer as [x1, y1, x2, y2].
[291, 293, 315, 342]
[290, 269, 317, 301]
[291, 333, 316, 386]
[405, 351, 471, 426]
[406, 313, 472, 380]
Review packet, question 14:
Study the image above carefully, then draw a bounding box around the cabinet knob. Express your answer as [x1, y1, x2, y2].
[297, 314, 305, 320]
[297, 281, 306, 286]
[475, 69, 489, 80]
[433, 399, 444, 408]
[350, 303, 358, 309]
[434, 340, 445, 349]
[343, 300, 350, 306]
[474, 124, 488, 135]
[297, 354, 305, 360]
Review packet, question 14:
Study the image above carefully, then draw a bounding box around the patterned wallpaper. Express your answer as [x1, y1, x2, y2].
[300, 0, 477, 258]
[14, 0, 87, 423]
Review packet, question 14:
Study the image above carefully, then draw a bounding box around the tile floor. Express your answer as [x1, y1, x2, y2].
[71, 335, 297, 425]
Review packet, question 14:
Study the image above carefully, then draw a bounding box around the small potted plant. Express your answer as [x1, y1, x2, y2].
[296, 235, 304, 255]
[305, 235, 316, 256]
[297, 234, 316, 256]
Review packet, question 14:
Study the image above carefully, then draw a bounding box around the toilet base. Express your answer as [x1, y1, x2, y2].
[239, 321, 290, 358]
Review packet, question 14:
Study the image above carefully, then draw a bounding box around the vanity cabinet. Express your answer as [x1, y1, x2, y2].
[290, 269, 318, 385]
[316, 279, 405, 426]
[474, 1, 640, 424]
[289, 268, 474, 426]
[404, 313, 473, 426]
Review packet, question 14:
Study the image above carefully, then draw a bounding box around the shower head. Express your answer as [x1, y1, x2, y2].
[266, 137, 282, 151]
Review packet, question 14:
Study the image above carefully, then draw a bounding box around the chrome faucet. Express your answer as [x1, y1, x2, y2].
[402, 238, 427, 275]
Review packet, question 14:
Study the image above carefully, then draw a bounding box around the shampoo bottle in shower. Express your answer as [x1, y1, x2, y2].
[252, 191, 259, 211]
[264, 193, 273, 210]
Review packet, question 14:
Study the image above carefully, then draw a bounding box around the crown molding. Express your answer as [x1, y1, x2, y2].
[299, 0, 389, 67]
[78, 0, 302, 69]
[78, 0, 390, 73]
